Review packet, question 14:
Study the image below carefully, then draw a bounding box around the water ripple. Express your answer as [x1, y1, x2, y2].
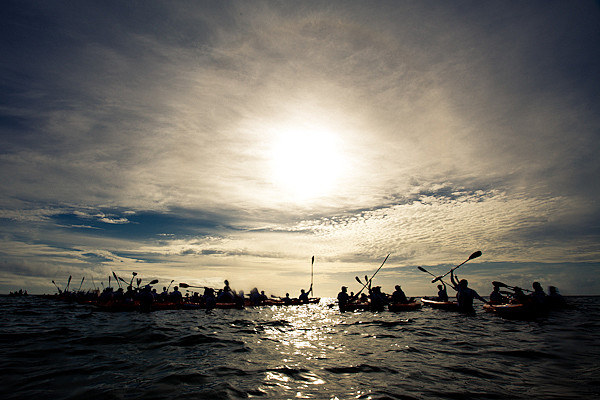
[0, 296, 598, 400]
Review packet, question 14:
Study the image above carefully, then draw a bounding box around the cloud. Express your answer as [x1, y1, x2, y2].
[0, 1, 599, 294]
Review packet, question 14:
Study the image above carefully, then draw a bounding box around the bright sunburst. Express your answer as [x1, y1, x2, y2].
[270, 125, 344, 201]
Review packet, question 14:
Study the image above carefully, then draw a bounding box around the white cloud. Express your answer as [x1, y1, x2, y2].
[0, 1, 598, 294]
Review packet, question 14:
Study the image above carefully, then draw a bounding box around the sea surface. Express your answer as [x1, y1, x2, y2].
[0, 296, 598, 400]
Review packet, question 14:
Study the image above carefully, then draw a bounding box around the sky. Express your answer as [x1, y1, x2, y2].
[1, 0, 599, 297]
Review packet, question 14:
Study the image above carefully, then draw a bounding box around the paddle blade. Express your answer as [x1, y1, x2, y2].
[312, 256, 314, 265]
[148, 279, 159, 285]
[492, 281, 508, 288]
[418, 267, 428, 273]
[132, 272, 137, 276]
[179, 282, 190, 288]
[355, 276, 362, 284]
[469, 251, 482, 260]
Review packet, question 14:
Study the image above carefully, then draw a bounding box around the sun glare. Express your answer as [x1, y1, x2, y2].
[270, 125, 344, 201]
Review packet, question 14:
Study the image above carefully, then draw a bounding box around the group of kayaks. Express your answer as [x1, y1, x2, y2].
[338, 297, 567, 319]
[36, 292, 565, 319]
[69, 296, 322, 312]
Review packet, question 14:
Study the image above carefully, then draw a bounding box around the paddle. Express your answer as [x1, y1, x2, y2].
[65, 275, 72, 292]
[432, 251, 482, 283]
[112, 271, 121, 289]
[51, 280, 62, 294]
[353, 254, 390, 299]
[492, 281, 532, 293]
[129, 272, 137, 288]
[137, 279, 159, 288]
[418, 266, 437, 278]
[167, 279, 174, 291]
[77, 277, 85, 292]
[179, 282, 212, 290]
[418, 266, 450, 284]
[309, 256, 314, 295]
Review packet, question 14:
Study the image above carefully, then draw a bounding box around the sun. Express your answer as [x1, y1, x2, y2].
[269, 125, 344, 201]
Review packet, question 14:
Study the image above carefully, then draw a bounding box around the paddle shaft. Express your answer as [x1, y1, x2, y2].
[354, 254, 390, 299]
[52, 280, 62, 294]
[432, 251, 481, 283]
[112, 272, 121, 289]
[493, 281, 532, 293]
[418, 266, 450, 286]
[310, 256, 314, 295]
[129, 272, 137, 287]
[179, 283, 213, 290]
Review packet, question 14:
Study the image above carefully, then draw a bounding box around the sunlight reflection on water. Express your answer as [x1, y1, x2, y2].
[1, 297, 599, 400]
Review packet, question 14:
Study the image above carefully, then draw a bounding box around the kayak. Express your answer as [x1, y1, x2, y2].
[339, 302, 371, 312]
[92, 298, 321, 312]
[421, 297, 459, 311]
[262, 298, 321, 306]
[388, 301, 422, 312]
[93, 301, 244, 312]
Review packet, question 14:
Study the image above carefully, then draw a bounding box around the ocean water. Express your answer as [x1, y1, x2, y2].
[0, 296, 598, 400]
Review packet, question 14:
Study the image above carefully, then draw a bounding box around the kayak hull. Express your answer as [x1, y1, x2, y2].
[262, 298, 321, 306]
[339, 302, 371, 312]
[92, 298, 320, 312]
[421, 298, 459, 311]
